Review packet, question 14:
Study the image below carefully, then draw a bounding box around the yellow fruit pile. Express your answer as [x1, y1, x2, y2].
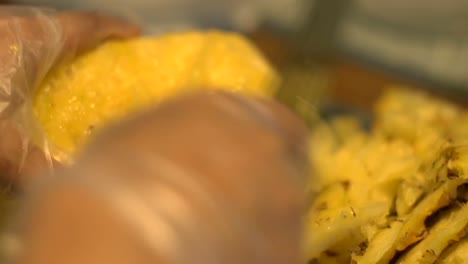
[306, 87, 468, 264]
[33, 31, 279, 162]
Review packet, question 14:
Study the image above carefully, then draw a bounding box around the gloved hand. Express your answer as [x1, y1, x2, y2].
[0, 6, 140, 183]
[0, 6, 310, 264]
[10, 91, 309, 264]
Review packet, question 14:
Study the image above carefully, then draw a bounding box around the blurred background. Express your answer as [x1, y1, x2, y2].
[3, 0, 468, 116]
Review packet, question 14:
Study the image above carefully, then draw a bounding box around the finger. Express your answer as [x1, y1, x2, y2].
[20, 146, 62, 187]
[85, 91, 310, 188]
[80, 91, 309, 262]
[0, 9, 141, 92]
[85, 91, 309, 183]
[0, 120, 58, 187]
[56, 11, 142, 57]
[17, 184, 159, 264]
[208, 92, 309, 166]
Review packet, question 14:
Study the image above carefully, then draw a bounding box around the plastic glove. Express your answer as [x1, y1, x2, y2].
[0, 6, 140, 183]
[9, 91, 309, 264]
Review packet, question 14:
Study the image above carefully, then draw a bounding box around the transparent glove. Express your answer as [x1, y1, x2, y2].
[9, 92, 309, 264]
[0, 6, 140, 183]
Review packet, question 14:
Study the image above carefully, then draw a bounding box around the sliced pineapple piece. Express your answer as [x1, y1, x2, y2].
[435, 238, 468, 264]
[396, 203, 468, 264]
[34, 31, 279, 162]
[352, 220, 405, 264]
[356, 179, 467, 263]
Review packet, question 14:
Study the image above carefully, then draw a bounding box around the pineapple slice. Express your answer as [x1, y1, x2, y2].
[396, 204, 468, 264]
[435, 239, 468, 264]
[34, 31, 279, 162]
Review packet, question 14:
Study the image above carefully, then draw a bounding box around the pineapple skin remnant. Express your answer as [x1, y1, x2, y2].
[33, 31, 280, 162]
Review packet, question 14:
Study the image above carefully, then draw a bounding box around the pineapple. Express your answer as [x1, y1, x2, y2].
[34, 31, 279, 162]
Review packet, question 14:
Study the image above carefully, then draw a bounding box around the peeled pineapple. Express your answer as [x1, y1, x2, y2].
[306, 87, 468, 264]
[34, 31, 279, 162]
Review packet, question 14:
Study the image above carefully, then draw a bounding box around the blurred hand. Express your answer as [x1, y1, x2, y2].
[0, 7, 310, 264]
[0, 7, 140, 184]
[14, 91, 309, 264]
